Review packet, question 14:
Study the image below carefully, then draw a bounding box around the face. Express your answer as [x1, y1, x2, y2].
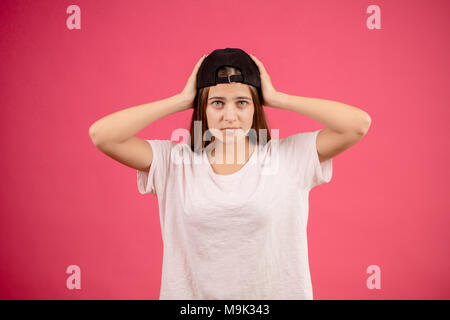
[205, 82, 255, 145]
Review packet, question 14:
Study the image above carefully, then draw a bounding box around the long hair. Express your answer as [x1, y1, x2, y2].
[188, 66, 271, 153]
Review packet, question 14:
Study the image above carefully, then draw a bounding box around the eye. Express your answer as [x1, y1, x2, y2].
[211, 101, 249, 107]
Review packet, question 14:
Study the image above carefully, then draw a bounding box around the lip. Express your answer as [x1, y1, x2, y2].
[221, 127, 240, 130]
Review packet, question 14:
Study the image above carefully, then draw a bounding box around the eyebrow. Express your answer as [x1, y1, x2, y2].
[208, 96, 252, 101]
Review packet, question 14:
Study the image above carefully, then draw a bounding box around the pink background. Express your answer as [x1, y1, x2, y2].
[1, 0, 449, 299]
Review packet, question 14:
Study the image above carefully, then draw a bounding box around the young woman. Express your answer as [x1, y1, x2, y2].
[89, 49, 371, 300]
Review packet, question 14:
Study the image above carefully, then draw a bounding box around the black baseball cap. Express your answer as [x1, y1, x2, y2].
[196, 48, 263, 102]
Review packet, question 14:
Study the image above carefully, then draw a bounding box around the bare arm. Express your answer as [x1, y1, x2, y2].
[88, 55, 206, 172]
[87, 94, 190, 172]
[88, 54, 207, 145]
[89, 94, 190, 171]
[88, 93, 188, 145]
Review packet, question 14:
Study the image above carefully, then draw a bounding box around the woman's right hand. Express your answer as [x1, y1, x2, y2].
[178, 54, 208, 110]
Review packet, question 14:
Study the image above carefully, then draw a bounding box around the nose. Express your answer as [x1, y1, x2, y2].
[223, 103, 238, 122]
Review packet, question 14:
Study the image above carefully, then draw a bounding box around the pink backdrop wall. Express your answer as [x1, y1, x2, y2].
[1, 0, 449, 299]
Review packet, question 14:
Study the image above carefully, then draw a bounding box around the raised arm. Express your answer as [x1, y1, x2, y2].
[88, 94, 188, 146]
[88, 54, 206, 171]
[88, 94, 189, 171]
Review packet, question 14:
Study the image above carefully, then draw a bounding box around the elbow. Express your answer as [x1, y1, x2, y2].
[89, 124, 103, 146]
[356, 112, 372, 135]
[88, 124, 96, 138]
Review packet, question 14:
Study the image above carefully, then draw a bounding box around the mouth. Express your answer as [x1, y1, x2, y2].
[220, 127, 243, 137]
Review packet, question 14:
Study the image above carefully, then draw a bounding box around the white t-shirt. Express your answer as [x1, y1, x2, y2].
[137, 129, 332, 299]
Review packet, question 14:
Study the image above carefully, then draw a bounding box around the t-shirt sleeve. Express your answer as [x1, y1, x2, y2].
[136, 139, 175, 196]
[280, 129, 333, 190]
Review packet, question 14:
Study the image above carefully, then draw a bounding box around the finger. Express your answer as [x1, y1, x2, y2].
[193, 55, 206, 71]
[196, 55, 206, 67]
[254, 58, 266, 71]
[249, 54, 263, 68]
[197, 55, 206, 64]
[253, 56, 262, 66]
[249, 53, 258, 61]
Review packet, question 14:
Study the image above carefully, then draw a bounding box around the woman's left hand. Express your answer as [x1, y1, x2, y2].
[248, 53, 279, 107]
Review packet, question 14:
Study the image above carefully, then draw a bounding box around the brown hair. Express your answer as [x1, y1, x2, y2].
[188, 66, 271, 153]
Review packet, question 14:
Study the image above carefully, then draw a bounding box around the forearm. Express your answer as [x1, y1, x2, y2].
[270, 92, 371, 134]
[89, 94, 187, 145]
